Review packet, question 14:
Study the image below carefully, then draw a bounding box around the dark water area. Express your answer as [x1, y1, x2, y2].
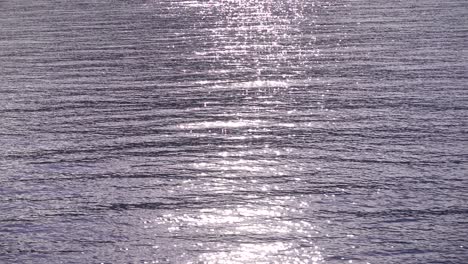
[1, 0, 467, 263]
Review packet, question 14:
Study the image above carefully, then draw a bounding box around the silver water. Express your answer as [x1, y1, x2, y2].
[1, 0, 467, 263]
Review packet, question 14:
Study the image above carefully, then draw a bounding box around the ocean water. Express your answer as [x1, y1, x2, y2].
[0, 0, 467, 263]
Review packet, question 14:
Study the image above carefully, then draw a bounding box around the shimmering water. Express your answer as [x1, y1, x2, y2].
[1, 0, 467, 263]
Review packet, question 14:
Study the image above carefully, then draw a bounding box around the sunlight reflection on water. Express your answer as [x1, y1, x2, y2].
[169, 1, 327, 262]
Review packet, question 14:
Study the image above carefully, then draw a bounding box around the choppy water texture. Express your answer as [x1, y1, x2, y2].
[1, 0, 467, 263]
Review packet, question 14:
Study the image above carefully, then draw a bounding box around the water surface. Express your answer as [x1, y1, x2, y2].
[1, 0, 467, 263]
